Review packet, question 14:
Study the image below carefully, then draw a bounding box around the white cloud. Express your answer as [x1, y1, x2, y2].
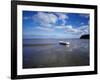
[65, 25, 89, 35]
[56, 25, 89, 35]
[31, 12, 89, 35]
[55, 13, 68, 20]
[55, 13, 68, 26]
[23, 16, 31, 20]
[61, 19, 66, 26]
[80, 14, 89, 18]
[48, 13, 58, 23]
[32, 12, 58, 27]
[77, 25, 89, 35]
[55, 25, 78, 33]
[66, 25, 72, 29]
[78, 25, 88, 30]
[65, 25, 78, 33]
[36, 26, 54, 32]
[80, 22, 85, 25]
[55, 26, 65, 29]
[32, 12, 69, 30]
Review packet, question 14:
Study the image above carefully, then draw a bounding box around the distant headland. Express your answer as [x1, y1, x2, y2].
[80, 34, 89, 39]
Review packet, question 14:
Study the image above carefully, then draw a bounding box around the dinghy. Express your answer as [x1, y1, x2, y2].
[59, 41, 70, 45]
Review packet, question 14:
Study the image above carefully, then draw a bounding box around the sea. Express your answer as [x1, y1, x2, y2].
[23, 39, 89, 69]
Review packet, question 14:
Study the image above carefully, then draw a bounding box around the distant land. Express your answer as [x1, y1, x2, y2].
[80, 34, 89, 39]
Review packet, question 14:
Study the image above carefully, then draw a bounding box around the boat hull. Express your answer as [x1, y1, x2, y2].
[59, 41, 70, 45]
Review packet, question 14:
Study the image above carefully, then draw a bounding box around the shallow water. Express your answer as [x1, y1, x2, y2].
[23, 39, 89, 69]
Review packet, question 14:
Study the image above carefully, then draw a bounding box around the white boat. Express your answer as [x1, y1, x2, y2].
[59, 41, 70, 45]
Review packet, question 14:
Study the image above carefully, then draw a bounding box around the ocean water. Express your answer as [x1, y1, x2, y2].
[23, 39, 89, 69]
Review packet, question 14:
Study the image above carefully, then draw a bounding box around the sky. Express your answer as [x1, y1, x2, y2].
[23, 11, 89, 39]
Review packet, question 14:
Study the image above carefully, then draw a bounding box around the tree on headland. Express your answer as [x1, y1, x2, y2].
[80, 34, 89, 39]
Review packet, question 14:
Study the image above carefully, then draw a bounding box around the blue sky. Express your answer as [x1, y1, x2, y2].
[23, 11, 89, 39]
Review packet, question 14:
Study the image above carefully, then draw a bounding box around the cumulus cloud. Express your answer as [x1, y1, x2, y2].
[32, 12, 58, 27]
[32, 12, 69, 28]
[32, 12, 70, 32]
[30, 12, 89, 35]
[55, 13, 68, 20]
[55, 13, 68, 26]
